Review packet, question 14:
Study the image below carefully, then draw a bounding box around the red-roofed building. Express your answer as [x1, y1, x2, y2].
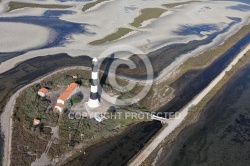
[38, 88, 48, 97]
[54, 83, 79, 112]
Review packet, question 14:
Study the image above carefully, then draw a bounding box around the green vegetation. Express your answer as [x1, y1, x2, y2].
[163, 1, 200, 8]
[7, 1, 72, 12]
[82, 0, 109, 12]
[12, 85, 58, 165]
[14, 87, 57, 126]
[89, 28, 132, 45]
[141, 50, 250, 166]
[130, 8, 166, 27]
[139, 82, 174, 111]
[59, 109, 146, 142]
[71, 94, 82, 105]
[11, 68, 149, 165]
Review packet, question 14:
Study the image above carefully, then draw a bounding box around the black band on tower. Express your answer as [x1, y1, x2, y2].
[92, 65, 98, 72]
[90, 92, 98, 100]
[91, 79, 98, 86]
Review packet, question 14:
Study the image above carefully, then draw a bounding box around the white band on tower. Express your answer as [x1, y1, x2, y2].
[92, 72, 98, 80]
[91, 85, 98, 93]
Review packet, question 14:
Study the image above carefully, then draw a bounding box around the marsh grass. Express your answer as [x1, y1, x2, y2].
[89, 28, 132, 45]
[82, 0, 109, 12]
[7, 1, 72, 12]
[130, 8, 166, 28]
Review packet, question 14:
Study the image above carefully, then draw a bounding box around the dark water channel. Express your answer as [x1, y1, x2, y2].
[156, 60, 250, 166]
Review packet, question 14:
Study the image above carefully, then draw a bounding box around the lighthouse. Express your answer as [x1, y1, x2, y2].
[88, 57, 100, 108]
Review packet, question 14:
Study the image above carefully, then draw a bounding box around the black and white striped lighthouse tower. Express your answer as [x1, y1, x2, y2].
[88, 57, 100, 108]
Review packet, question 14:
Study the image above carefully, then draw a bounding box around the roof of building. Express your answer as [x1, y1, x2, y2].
[38, 88, 48, 94]
[33, 119, 41, 125]
[58, 83, 78, 102]
[72, 75, 78, 79]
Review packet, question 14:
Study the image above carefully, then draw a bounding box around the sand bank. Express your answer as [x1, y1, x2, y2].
[0, 1, 249, 79]
[0, 22, 54, 52]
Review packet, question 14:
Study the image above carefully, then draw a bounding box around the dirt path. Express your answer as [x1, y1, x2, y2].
[128, 43, 250, 166]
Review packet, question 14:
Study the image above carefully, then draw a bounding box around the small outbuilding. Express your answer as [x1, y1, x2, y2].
[72, 75, 78, 79]
[33, 119, 41, 126]
[38, 88, 48, 97]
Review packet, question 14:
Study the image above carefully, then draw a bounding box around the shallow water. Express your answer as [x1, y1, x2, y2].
[0, 10, 88, 56]
[155, 62, 250, 166]
[227, 4, 250, 11]
[157, 32, 250, 116]
[222, 0, 250, 4]
[174, 24, 219, 37]
[147, 17, 241, 79]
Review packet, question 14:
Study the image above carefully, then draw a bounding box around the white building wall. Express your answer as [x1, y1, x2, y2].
[57, 99, 65, 105]
[55, 106, 63, 112]
[38, 92, 45, 97]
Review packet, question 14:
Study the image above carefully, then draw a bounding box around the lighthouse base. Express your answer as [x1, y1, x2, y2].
[87, 98, 100, 108]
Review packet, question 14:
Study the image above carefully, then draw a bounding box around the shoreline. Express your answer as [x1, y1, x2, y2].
[154, 17, 250, 83]
[152, 50, 250, 166]
[128, 43, 250, 166]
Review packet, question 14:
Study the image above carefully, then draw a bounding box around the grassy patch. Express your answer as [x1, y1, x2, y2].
[89, 28, 132, 45]
[7, 1, 72, 12]
[130, 8, 166, 27]
[163, 1, 200, 8]
[82, 0, 109, 12]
